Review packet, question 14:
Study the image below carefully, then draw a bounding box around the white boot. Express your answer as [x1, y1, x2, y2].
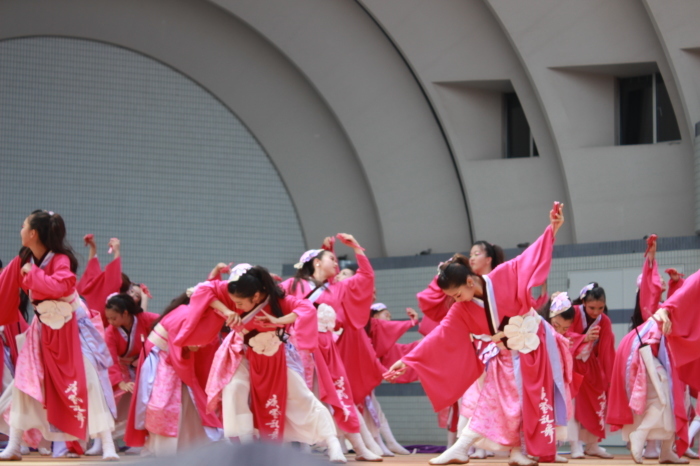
[379, 415, 409, 455]
[569, 440, 584, 459]
[645, 439, 661, 459]
[18, 445, 28, 456]
[689, 418, 700, 444]
[554, 454, 568, 463]
[659, 439, 689, 464]
[429, 427, 482, 465]
[629, 430, 647, 464]
[584, 441, 613, 459]
[99, 430, 119, 461]
[0, 427, 22, 460]
[470, 448, 487, 459]
[85, 436, 103, 456]
[345, 432, 382, 462]
[684, 448, 699, 459]
[326, 436, 348, 464]
[508, 447, 538, 466]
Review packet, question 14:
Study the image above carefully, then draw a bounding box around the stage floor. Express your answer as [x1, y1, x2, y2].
[11, 452, 700, 466]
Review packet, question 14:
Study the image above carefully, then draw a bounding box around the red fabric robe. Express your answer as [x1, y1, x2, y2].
[76, 256, 122, 327]
[368, 318, 419, 383]
[105, 311, 159, 392]
[0, 254, 88, 440]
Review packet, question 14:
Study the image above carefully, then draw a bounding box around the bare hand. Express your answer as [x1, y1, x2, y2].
[254, 310, 283, 328]
[20, 263, 32, 276]
[108, 238, 121, 258]
[322, 236, 334, 250]
[383, 360, 407, 382]
[83, 234, 96, 248]
[118, 381, 135, 393]
[337, 233, 364, 251]
[653, 308, 671, 335]
[225, 311, 242, 328]
[549, 203, 565, 236]
[406, 307, 418, 321]
[187, 345, 200, 352]
[585, 325, 601, 342]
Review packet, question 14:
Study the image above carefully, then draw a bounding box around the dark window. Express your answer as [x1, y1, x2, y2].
[505, 92, 538, 158]
[619, 73, 680, 145]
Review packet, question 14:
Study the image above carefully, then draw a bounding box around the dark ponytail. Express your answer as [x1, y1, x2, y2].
[436, 254, 478, 290]
[473, 240, 505, 270]
[228, 266, 286, 318]
[572, 282, 609, 315]
[20, 210, 78, 272]
[106, 293, 142, 316]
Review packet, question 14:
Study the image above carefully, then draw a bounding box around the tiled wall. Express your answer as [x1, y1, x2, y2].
[0, 37, 305, 310]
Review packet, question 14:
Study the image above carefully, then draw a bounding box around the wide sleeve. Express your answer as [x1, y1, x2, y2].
[639, 258, 663, 321]
[488, 225, 555, 318]
[105, 329, 128, 387]
[76, 256, 102, 295]
[597, 315, 616, 385]
[337, 254, 374, 329]
[281, 295, 318, 351]
[416, 275, 453, 323]
[22, 254, 76, 299]
[403, 303, 484, 412]
[667, 277, 685, 299]
[660, 268, 700, 368]
[369, 318, 414, 359]
[0, 257, 23, 326]
[172, 280, 227, 347]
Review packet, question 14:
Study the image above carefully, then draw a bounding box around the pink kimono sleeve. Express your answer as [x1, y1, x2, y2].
[281, 295, 318, 351]
[76, 256, 102, 295]
[22, 254, 76, 299]
[639, 258, 663, 321]
[416, 275, 452, 323]
[403, 303, 484, 412]
[0, 257, 23, 326]
[172, 280, 227, 347]
[370, 319, 414, 359]
[661, 269, 700, 369]
[489, 225, 555, 318]
[105, 328, 128, 387]
[667, 277, 685, 299]
[337, 254, 374, 329]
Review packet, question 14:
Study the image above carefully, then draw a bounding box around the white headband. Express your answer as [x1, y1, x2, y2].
[579, 283, 595, 301]
[549, 292, 572, 318]
[294, 249, 323, 270]
[229, 263, 253, 282]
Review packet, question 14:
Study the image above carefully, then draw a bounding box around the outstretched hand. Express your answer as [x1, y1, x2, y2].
[550, 202, 565, 236]
[383, 360, 407, 382]
[653, 308, 671, 335]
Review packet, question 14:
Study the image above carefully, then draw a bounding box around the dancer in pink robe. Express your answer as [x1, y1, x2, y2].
[607, 238, 689, 464]
[386, 204, 566, 466]
[281, 234, 384, 461]
[205, 264, 348, 463]
[567, 282, 615, 458]
[76, 235, 123, 328]
[0, 210, 118, 461]
[416, 240, 505, 453]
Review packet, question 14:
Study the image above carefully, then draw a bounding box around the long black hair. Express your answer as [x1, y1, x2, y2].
[228, 266, 286, 318]
[538, 295, 576, 325]
[20, 210, 78, 272]
[290, 250, 329, 293]
[106, 293, 143, 317]
[153, 291, 190, 328]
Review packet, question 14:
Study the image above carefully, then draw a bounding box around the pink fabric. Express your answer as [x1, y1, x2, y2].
[607, 321, 689, 455]
[416, 276, 452, 324]
[570, 307, 614, 440]
[418, 314, 439, 336]
[667, 277, 684, 299]
[380, 341, 419, 384]
[206, 331, 244, 414]
[469, 349, 521, 447]
[145, 351, 182, 437]
[460, 379, 482, 418]
[105, 311, 160, 388]
[336, 325, 385, 404]
[76, 256, 123, 327]
[368, 319, 414, 359]
[639, 259, 663, 321]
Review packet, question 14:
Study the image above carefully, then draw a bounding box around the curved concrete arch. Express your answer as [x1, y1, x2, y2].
[209, 0, 472, 256]
[0, 0, 385, 255]
[359, 0, 574, 247]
